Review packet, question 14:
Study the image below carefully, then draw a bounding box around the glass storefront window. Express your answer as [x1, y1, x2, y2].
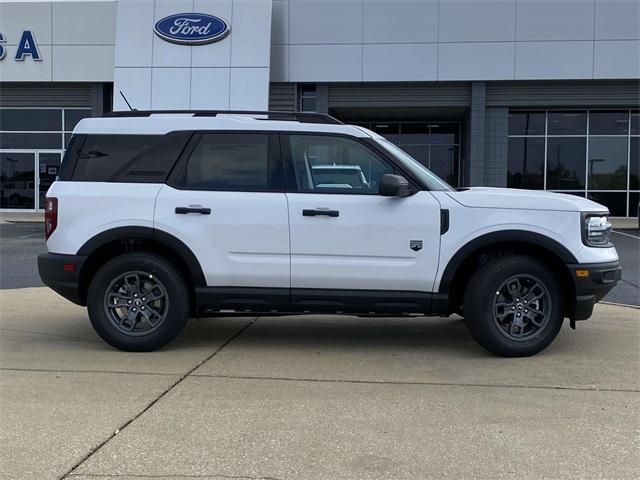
[548, 111, 586, 135]
[630, 137, 639, 190]
[0, 153, 35, 209]
[546, 137, 586, 189]
[429, 145, 459, 186]
[64, 109, 92, 131]
[0, 109, 62, 131]
[587, 192, 627, 216]
[589, 111, 630, 135]
[370, 123, 400, 143]
[508, 112, 545, 136]
[507, 137, 545, 189]
[631, 112, 639, 135]
[0, 133, 63, 149]
[429, 124, 458, 145]
[588, 137, 628, 190]
[399, 122, 428, 145]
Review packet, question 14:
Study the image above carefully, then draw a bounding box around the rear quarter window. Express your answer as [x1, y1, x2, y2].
[65, 132, 191, 183]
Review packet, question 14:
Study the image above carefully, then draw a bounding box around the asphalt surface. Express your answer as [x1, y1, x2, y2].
[1, 287, 638, 479]
[1, 221, 638, 305]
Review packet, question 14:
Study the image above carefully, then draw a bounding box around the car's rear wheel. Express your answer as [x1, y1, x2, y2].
[87, 252, 189, 351]
[463, 255, 564, 357]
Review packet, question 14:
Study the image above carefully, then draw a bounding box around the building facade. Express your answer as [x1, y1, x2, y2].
[0, 0, 638, 216]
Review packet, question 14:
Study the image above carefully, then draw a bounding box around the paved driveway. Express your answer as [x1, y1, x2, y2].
[1, 287, 638, 479]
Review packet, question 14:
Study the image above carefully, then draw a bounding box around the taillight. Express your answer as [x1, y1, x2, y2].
[44, 197, 58, 240]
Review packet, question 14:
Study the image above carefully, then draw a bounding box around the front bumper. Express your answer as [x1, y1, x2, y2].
[567, 261, 622, 321]
[38, 253, 87, 305]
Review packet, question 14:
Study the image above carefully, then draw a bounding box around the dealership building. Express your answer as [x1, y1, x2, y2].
[0, 0, 638, 216]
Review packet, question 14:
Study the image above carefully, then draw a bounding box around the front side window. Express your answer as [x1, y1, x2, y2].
[287, 134, 394, 194]
[182, 133, 271, 191]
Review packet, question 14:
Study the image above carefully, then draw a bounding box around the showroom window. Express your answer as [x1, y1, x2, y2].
[508, 110, 639, 216]
[353, 121, 461, 187]
[0, 107, 91, 149]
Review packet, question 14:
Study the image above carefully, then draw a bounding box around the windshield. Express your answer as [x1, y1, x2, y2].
[374, 137, 455, 192]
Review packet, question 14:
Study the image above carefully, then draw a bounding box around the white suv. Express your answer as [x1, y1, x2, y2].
[38, 111, 621, 356]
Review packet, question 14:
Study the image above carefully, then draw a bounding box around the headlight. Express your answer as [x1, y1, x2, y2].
[582, 214, 612, 247]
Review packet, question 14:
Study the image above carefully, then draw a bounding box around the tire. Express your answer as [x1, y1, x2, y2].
[463, 254, 563, 357]
[87, 252, 190, 351]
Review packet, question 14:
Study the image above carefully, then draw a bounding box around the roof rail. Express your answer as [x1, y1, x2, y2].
[104, 110, 343, 125]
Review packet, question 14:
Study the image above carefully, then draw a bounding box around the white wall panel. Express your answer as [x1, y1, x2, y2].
[439, 0, 516, 42]
[191, 68, 231, 109]
[152, 0, 193, 67]
[363, 0, 438, 43]
[52, 1, 116, 45]
[289, 0, 362, 44]
[363, 44, 437, 81]
[270, 44, 288, 81]
[595, 0, 640, 40]
[289, 44, 362, 81]
[516, 0, 595, 41]
[113, 68, 151, 110]
[515, 41, 594, 79]
[271, 0, 288, 45]
[230, 68, 270, 109]
[151, 68, 191, 109]
[115, 0, 154, 67]
[0, 46, 52, 81]
[438, 42, 515, 80]
[231, 0, 272, 67]
[594, 40, 640, 79]
[191, 0, 232, 67]
[0, 2, 52, 45]
[52, 45, 114, 81]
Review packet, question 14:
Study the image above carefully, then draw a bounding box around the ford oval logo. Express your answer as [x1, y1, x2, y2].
[154, 13, 230, 45]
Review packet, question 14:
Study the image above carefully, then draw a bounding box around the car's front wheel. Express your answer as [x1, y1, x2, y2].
[463, 255, 564, 357]
[87, 252, 190, 351]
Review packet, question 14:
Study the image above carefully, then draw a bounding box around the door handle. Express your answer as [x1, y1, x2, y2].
[175, 206, 211, 215]
[302, 208, 339, 217]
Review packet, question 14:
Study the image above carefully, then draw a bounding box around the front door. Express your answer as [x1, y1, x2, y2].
[153, 132, 290, 310]
[282, 133, 442, 312]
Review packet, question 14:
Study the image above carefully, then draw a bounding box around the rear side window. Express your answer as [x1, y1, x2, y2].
[72, 135, 157, 181]
[66, 133, 191, 183]
[177, 133, 275, 191]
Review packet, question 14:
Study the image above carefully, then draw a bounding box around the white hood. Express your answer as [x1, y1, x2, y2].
[445, 187, 608, 213]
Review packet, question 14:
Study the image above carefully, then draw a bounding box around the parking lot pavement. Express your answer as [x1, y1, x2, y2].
[1, 288, 639, 479]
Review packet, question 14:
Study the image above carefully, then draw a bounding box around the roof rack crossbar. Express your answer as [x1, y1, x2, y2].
[104, 110, 343, 125]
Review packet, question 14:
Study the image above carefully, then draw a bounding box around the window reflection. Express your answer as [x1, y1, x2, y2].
[508, 137, 545, 189]
[588, 137, 628, 190]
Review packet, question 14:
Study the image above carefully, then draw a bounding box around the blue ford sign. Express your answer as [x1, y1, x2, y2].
[154, 13, 230, 45]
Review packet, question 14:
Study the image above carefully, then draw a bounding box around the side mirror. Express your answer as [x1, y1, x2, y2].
[379, 174, 411, 197]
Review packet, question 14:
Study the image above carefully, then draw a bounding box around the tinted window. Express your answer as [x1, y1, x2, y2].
[548, 111, 586, 135]
[71, 135, 158, 181]
[589, 111, 629, 135]
[64, 109, 91, 131]
[546, 137, 586, 189]
[588, 137, 628, 190]
[288, 135, 394, 194]
[630, 137, 639, 190]
[507, 137, 545, 189]
[631, 112, 639, 135]
[182, 133, 271, 191]
[508, 112, 545, 136]
[0, 109, 62, 131]
[0, 132, 62, 149]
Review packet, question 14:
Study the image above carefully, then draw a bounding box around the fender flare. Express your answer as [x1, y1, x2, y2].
[77, 226, 206, 287]
[438, 230, 578, 293]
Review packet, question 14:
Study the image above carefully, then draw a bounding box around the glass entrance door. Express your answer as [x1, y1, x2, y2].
[0, 150, 63, 211]
[0, 152, 36, 210]
[38, 152, 62, 210]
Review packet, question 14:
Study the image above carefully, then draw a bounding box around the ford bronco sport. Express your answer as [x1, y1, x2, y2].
[38, 111, 621, 356]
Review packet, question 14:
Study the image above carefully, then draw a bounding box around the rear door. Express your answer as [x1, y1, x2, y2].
[154, 132, 290, 310]
[282, 133, 442, 312]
